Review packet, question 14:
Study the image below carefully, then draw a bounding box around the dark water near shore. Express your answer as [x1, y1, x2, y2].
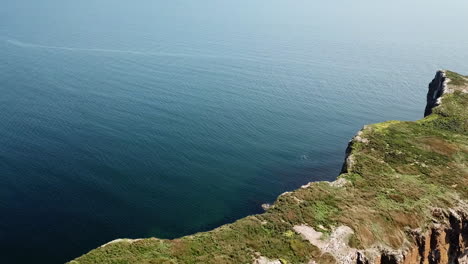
[1, 0, 468, 263]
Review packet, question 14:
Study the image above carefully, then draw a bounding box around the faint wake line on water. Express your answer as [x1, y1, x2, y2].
[3, 38, 298, 64]
[3, 38, 222, 59]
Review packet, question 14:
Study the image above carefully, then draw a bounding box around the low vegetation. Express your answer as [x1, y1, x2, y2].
[446, 70, 468, 86]
[71, 71, 468, 264]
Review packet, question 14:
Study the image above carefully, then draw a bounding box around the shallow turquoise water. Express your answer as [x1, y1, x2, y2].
[1, 0, 468, 263]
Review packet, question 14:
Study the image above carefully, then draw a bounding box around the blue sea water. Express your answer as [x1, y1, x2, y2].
[1, 0, 468, 263]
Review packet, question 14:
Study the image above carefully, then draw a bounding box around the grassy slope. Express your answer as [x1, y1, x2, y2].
[71, 71, 468, 264]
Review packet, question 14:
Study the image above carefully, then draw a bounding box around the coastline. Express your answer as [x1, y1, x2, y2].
[71, 70, 468, 263]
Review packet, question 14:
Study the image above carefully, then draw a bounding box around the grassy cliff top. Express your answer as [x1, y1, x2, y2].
[71, 71, 468, 264]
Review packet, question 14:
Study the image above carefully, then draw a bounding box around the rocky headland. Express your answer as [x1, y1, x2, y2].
[70, 70, 468, 264]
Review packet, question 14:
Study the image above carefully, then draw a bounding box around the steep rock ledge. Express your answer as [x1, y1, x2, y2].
[424, 70, 448, 117]
[71, 71, 468, 264]
[351, 204, 468, 264]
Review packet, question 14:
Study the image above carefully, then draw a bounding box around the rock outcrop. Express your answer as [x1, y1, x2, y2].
[424, 70, 447, 117]
[354, 205, 468, 264]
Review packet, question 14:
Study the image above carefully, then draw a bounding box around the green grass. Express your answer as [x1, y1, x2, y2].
[446, 70, 468, 86]
[71, 72, 468, 264]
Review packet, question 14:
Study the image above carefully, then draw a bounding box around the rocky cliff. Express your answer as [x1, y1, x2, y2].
[70, 70, 468, 264]
[424, 71, 447, 117]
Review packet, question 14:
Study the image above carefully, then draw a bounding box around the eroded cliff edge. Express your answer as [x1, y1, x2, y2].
[70, 70, 468, 264]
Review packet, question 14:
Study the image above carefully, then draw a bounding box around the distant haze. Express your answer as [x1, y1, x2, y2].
[1, 1, 468, 263]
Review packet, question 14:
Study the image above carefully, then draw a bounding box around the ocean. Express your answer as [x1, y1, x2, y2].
[1, 0, 468, 263]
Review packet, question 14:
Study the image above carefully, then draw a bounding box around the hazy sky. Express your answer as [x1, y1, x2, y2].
[2, 0, 468, 36]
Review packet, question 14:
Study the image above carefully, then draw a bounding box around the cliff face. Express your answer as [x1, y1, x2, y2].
[70, 71, 468, 264]
[356, 205, 468, 264]
[424, 70, 447, 117]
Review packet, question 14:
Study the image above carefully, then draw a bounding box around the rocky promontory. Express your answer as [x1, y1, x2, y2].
[70, 70, 468, 264]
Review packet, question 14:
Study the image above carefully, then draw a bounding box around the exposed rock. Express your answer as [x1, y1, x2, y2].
[253, 256, 282, 264]
[290, 203, 468, 264]
[355, 131, 370, 144]
[356, 205, 468, 264]
[294, 225, 358, 263]
[425, 70, 447, 117]
[100, 238, 142, 248]
[330, 177, 349, 187]
[261, 203, 272, 211]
